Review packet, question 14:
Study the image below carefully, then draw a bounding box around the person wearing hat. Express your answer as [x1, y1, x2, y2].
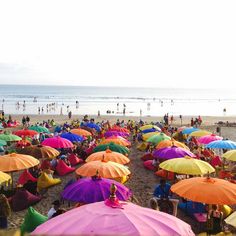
[47, 200, 61, 219]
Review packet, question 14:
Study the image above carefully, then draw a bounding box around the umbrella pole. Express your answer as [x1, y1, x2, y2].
[10, 172, 14, 189]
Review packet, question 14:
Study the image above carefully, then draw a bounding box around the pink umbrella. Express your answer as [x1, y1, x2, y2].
[41, 136, 73, 149]
[32, 200, 194, 235]
[197, 134, 223, 145]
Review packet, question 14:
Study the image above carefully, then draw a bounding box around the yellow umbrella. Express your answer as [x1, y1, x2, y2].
[222, 150, 236, 162]
[189, 130, 211, 137]
[140, 125, 161, 131]
[0, 171, 11, 185]
[159, 156, 215, 175]
[142, 132, 160, 141]
[86, 149, 130, 165]
[76, 160, 131, 178]
[225, 211, 236, 228]
[0, 153, 40, 172]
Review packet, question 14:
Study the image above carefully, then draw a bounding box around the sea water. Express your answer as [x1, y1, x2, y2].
[0, 84, 235, 116]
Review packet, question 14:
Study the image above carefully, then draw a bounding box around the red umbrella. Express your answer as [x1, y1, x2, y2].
[14, 129, 38, 137]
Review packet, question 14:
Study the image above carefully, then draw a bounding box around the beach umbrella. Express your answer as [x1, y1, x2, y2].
[17, 145, 59, 159]
[14, 129, 38, 137]
[76, 160, 131, 178]
[222, 150, 236, 161]
[197, 134, 223, 145]
[0, 153, 40, 173]
[104, 131, 129, 138]
[153, 146, 195, 160]
[141, 128, 160, 134]
[177, 126, 187, 132]
[0, 132, 22, 142]
[206, 140, 236, 149]
[82, 123, 101, 132]
[0, 139, 7, 146]
[189, 130, 211, 137]
[41, 136, 73, 149]
[86, 149, 130, 165]
[100, 138, 130, 147]
[60, 132, 84, 143]
[16, 140, 31, 148]
[156, 140, 189, 150]
[147, 133, 171, 145]
[182, 127, 199, 135]
[171, 177, 236, 205]
[0, 171, 11, 185]
[140, 124, 161, 131]
[71, 128, 92, 137]
[62, 177, 131, 203]
[93, 143, 129, 155]
[142, 131, 160, 141]
[225, 211, 236, 228]
[109, 126, 130, 134]
[32, 199, 194, 236]
[29, 125, 50, 133]
[159, 156, 215, 175]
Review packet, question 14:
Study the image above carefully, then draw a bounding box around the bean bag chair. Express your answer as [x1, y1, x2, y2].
[55, 159, 75, 176]
[178, 201, 206, 217]
[141, 152, 154, 161]
[113, 176, 129, 184]
[143, 160, 156, 171]
[220, 205, 233, 219]
[218, 170, 233, 179]
[37, 172, 61, 192]
[198, 232, 232, 236]
[155, 169, 175, 180]
[68, 153, 83, 166]
[17, 170, 37, 186]
[8, 188, 41, 212]
[20, 207, 48, 235]
[40, 159, 51, 170]
[210, 156, 222, 167]
[86, 144, 96, 155]
[137, 142, 148, 151]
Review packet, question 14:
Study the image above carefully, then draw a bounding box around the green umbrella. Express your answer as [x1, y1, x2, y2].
[29, 125, 50, 133]
[147, 133, 171, 145]
[93, 142, 129, 155]
[0, 132, 22, 142]
[0, 139, 7, 146]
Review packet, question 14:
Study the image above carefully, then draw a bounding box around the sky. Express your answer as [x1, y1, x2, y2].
[0, 0, 235, 88]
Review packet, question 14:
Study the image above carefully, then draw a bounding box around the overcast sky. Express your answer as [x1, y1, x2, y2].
[0, 0, 235, 88]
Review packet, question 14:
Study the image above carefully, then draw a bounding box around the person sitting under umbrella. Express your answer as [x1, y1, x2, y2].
[154, 179, 172, 199]
[47, 200, 61, 219]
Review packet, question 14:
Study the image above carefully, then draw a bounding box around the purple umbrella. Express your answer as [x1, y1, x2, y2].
[62, 177, 132, 203]
[104, 131, 129, 138]
[153, 146, 195, 160]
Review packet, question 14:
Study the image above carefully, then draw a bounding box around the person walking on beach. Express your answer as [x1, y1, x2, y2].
[0, 194, 11, 229]
[68, 111, 72, 119]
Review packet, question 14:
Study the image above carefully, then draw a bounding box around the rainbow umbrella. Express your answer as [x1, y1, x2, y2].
[153, 146, 195, 160]
[41, 136, 73, 149]
[93, 143, 129, 155]
[32, 199, 194, 235]
[62, 177, 131, 203]
[147, 133, 171, 145]
[197, 134, 223, 145]
[182, 127, 199, 135]
[60, 132, 84, 143]
[206, 140, 236, 149]
[29, 125, 50, 133]
[0, 132, 22, 142]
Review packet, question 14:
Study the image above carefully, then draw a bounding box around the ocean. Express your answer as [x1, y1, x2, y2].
[0, 84, 235, 116]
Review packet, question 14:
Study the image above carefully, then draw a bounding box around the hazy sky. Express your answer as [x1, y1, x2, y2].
[0, 0, 235, 88]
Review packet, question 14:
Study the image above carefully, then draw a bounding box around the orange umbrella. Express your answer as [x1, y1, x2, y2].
[100, 138, 130, 147]
[0, 153, 40, 172]
[156, 140, 189, 150]
[86, 149, 130, 165]
[76, 160, 131, 178]
[171, 177, 236, 205]
[71, 128, 92, 137]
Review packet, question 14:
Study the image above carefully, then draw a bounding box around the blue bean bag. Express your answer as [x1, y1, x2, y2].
[178, 201, 206, 217]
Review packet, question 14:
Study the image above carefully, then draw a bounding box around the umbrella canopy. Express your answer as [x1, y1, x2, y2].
[0, 133, 22, 142]
[156, 140, 189, 150]
[197, 134, 223, 145]
[153, 146, 195, 160]
[225, 211, 236, 228]
[142, 131, 160, 141]
[182, 127, 199, 135]
[32, 200, 194, 236]
[171, 177, 236, 205]
[14, 129, 38, 137]
[93, 143, 129, 155]
[16, 140, 31, 148]
[86, 149, 130, 165]
[0, 153, 40, 172]
[71, 128, 92, 137]
[104, 131, 129, 138]
[159, 156, 215, 175]
[222, 150, 236, 161]
[109, 126, 130, 134]
[41, 136, 73, 149]
[141, 128, 160, 134]
[62, 177, 131, 203]
[206, 140, 236, 149]
[189, 130, 212, 137]
[76, 160, 131, 178]
[100, 138, 130, 147]
[29, 125, 50, 133]
[140, 125, 161, 132]
[147, 133, 171, 145]
[60, 132, 84, 143]
[0, 139, 7, 146]
[82, 123, 101, 132]
[0, 171, 11, 185]
[17, 145, 60, 159]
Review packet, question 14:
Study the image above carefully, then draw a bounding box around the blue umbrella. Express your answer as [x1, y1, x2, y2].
[83, 123, 101, 132]
[60, 132, 84, 143]
[206, 140, 236, 149]
[141, 128, 159, 134]
[182, 127, 199, 135]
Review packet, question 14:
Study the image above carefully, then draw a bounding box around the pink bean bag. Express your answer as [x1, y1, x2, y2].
[68, 153, 83, 166]
[210, 156, 222, 167]
[143, 160, 156, 171]
[18, 170, 38, 185]
[56, 159, 75, 176]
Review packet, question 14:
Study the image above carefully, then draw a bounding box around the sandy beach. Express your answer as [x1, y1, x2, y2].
[2, 114, 236, 234]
